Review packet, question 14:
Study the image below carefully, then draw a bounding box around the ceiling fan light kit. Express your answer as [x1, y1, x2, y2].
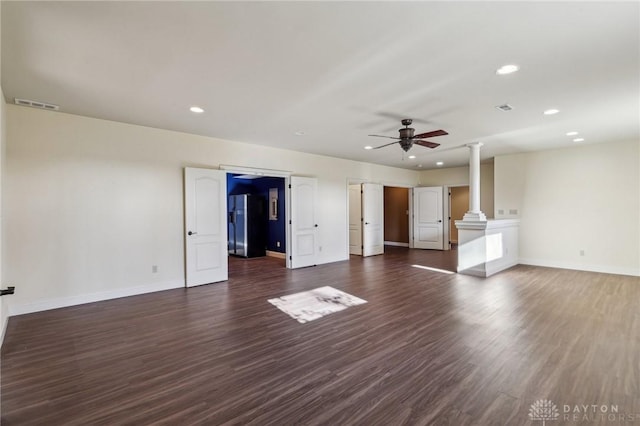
[368, 119, 448, 152]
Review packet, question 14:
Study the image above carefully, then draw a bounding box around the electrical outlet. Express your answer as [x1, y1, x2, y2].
[498, 209, 504, 215]
[580, 250, 585, 256]
[319, 246, 322, 252]
[152, 265, 158, 273]
[276, 241, 280, 248]
[509, 209, 518, 215]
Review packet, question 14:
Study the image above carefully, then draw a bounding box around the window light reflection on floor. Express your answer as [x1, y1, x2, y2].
[411, 264, 455, 274]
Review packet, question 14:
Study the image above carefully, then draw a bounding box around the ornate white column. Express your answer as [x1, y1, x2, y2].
[462, 142, 487, 221]
[455, 141, 520, 277]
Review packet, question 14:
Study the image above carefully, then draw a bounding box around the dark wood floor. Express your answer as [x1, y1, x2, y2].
[2, 247, 639, 425]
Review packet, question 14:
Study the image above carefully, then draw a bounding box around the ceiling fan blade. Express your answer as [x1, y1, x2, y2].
[373, 141, 400, 149]
[414, 140, 440, 149]
[368, 134, 400, 139]
[413, 129, 448, 139]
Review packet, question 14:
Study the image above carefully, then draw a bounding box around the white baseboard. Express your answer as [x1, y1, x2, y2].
[8, 279, 185, 317]
[519, 258, 640, 277]
[266, 250, 286, 259]
[457, 266, 486, 277]
[384, 241, 410, 247]
[458, 260, 519, 278]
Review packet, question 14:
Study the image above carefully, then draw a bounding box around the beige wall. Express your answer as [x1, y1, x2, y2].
[383, 186, 409, 243]
[494, 139, 640, 276]
[5, 105, 422, 314]
[0, 2, 8, 346]
[419, 163, 494, 218]
[0, 90, 6, 334]
[6, 101, 638, 319]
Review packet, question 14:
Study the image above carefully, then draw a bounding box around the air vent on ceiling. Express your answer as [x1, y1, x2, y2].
[14, 98, 59, 111]
[495, 103, 514, 112]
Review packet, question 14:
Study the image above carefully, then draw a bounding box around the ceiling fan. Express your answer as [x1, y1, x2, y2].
[368, 119, 448, 152]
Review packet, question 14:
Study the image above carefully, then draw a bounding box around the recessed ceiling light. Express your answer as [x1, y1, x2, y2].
[189, 106, 204, 113]
[294, 131, 305, 136]
[436, 161, 444, 166]
[496, 64, 519, 75]
[408, 155, 416, 159]
[364, 146, 373, 150]
[543, 109, 560, 115]
[566, 131, 578, 136]
[573, 138, 584, 142]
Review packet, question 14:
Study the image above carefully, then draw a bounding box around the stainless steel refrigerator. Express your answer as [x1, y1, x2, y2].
[228, 194, 267, 258]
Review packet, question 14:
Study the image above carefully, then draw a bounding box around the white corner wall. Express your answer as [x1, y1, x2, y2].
[419, 163, 494, 218]
[494, 140, 640, 276]
[5, 105, 421, 315]
[0, 89, 7, 340]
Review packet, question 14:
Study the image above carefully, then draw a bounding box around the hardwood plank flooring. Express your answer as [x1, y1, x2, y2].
[2, 246, 639, 425]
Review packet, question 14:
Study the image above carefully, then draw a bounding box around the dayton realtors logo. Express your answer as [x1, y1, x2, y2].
[529, 399, 560, 425]
[562, 404, 639, 422]
[529, 400, 640, 423]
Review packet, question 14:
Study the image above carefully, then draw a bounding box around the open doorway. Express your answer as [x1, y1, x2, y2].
[449, 185, 469, 248]
[185, 167, 320, 286]
[226, 173, 286, 266]
[347, 182, 384, 257]
[383, 186, 410, 247]
[348, 183, 410, 256]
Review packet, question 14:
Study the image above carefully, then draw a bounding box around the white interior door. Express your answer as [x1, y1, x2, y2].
[184, 167, 228, 287]
[362, 183, 384, 256]
[348, 184, 362, 255]
[413, 186, 444, 250]
[290, 176, 318, 268]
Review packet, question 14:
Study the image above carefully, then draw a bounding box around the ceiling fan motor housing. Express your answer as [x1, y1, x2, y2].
[368, 118, 446, 151]
[399, 127, 414, 139]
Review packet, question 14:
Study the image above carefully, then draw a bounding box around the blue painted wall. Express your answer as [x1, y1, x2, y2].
[226, 174, 286, 253]
[227, 174, 257, 196]
[253, 177, 286, 253]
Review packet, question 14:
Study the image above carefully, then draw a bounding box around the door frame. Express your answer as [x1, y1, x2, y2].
[446, 184, 469, 248]
[443, 186, 451, 251]
[345, 179, 415, 256]
[219, 165, 293, 268]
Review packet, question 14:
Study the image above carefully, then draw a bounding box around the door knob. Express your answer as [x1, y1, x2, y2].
[314, 224, 318, 228]
[188, 231, 197, 236]
[0, 286, 15, 296]
[437, 220, 442, 223]
[365, 222, 370, 225]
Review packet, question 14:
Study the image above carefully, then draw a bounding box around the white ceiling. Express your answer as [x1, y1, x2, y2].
[2, 1, 638, 170]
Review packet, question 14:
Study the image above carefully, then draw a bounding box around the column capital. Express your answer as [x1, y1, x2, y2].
[466, 141, 484, 148]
